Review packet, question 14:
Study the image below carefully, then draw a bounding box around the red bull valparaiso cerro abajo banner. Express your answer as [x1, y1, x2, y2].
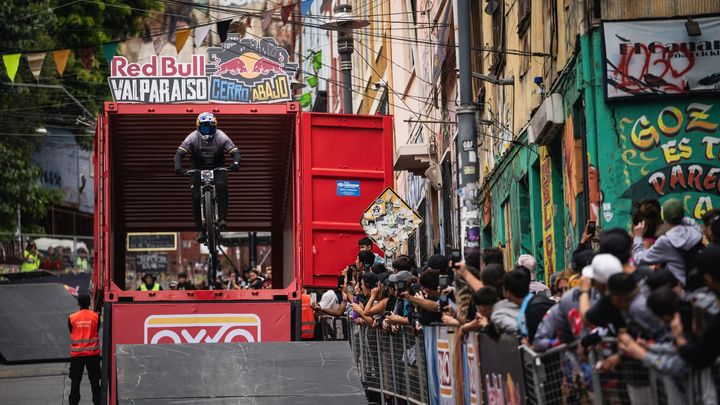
[108, 36, 298, 104]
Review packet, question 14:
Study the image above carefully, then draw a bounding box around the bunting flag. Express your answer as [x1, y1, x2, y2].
[175, 28, 191, 53]
[261, 10, 273, 32]
[300, 0, 314, 16]
[194, 25, 211, 47]
[153, 35, 166, 54]
[77, 46, 95, 70]
[2, 53, 21, 82]
[52, 49, 70, 76]
[217, 19, 232, 43]
[102, 43, 118, 65]
[320, 0, 333, 14]
[281, 4, 294, 25]
[237, 21, 247, 38]
[26, 52, 46, 81]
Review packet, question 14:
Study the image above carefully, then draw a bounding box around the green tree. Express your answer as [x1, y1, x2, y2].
[0, 0, 162, 237]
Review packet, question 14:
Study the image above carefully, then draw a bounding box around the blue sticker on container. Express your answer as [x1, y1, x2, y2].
[336, 180, 361, 197]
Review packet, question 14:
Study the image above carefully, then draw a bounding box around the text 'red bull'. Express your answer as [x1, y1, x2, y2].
[111, 55, 206, 77]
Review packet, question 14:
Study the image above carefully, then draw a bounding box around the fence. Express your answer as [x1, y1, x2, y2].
[0, 232, 93, 273]
[345, 320, 720, 405]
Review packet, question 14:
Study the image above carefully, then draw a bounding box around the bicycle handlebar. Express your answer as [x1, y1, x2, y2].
[184, 167, 229, 176]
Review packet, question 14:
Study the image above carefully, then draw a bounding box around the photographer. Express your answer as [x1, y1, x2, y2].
[384, 271, 415, 328]
[403, 270, 444, 327]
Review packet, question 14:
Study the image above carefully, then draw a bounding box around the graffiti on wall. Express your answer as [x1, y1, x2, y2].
[539, 147, 556, 283]
[618, 100, 720, 218]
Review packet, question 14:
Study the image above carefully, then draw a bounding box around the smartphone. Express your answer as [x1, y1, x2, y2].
[438, 274, 449, 290]
[439, 294, 449, 310]
[310, 293, 317, 307]
[450, 249, 462, 265]
[588, 221, 596, 237]
[396, 280, 406, 294]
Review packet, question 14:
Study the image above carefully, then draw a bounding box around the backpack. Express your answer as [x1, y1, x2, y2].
[681, 242, 705, 292]
[525, 294, 556, 343]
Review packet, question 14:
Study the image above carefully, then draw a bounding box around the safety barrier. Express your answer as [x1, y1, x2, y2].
[344, 319, 720, 405]
[349, 321, 429, 404]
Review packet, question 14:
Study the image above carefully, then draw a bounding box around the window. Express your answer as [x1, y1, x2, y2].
[490, 0, 506, 74]
[520, 28, 531, 76]
[518, 0, 531, 36]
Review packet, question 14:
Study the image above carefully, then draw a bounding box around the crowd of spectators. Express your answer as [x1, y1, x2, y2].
[317, 199, 720, 401]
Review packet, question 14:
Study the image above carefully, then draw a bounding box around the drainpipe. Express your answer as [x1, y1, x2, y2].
[456, 0, 480, 257]
[579, 0, 600, 218]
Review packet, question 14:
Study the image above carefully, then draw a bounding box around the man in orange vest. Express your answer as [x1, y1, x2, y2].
[300, 288, 315, 340]
[68, 294, 101, 405]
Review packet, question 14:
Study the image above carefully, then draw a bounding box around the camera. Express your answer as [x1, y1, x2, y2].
[396, 280, 406, 294]
[587, 221, 596, 237]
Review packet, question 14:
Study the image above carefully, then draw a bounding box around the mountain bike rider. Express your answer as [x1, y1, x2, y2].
[174, 112, 240, 242]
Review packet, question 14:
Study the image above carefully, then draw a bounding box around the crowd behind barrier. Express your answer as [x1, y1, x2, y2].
[346, 320, 720, 405]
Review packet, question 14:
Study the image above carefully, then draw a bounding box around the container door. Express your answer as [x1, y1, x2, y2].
[299, 113, 393, 288]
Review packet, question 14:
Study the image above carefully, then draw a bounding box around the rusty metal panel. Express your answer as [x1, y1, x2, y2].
[109, 112, 295, 231]
[601, 0, 720, 20]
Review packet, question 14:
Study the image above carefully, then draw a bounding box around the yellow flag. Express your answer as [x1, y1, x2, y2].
[2, 53, 21, 82]
[175, 29, 191, 53]
[53, 49, 70, 76]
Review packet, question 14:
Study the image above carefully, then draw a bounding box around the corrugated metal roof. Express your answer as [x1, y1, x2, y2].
[109, 113, 295, 231]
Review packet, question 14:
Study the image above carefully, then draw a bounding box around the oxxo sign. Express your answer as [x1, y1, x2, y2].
[108, 36, 298, 104]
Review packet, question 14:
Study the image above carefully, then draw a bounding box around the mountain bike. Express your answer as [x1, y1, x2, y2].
[185, 167, 228, 287]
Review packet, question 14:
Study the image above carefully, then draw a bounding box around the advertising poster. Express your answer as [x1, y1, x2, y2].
[478, 334, 525, 405]
[604, 17, 720, 99]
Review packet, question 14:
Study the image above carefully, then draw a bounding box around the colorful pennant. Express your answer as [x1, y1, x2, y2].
[300, 0, 314, 16]
[246, 16, 252, 29]
[281, 4, 294, 25]
[152, 36, 166, 54]
[26, 52, 46, 81]
[217, 20, 232, 43]
[102, 43, 118, 65]
[194, 25, 211, 48]
[175, 28, 191, 53]
[77, 46, 95, 70]
[3, 53, 21, 82]
[262, 11, 273, 32]
[52, 49, 70, 76]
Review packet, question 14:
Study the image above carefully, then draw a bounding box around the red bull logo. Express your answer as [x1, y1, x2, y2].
[143, 314, 261, 344]
[213, 56, 249, 76]
[252, 57, 284, 74]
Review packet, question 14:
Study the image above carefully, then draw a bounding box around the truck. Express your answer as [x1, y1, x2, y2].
[92, 101, 393, 403]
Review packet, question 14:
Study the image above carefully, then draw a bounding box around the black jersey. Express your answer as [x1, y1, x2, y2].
[178, 129, 237, 169]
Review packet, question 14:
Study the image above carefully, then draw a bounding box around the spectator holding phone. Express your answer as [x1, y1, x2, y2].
[403, 270, 443, 326]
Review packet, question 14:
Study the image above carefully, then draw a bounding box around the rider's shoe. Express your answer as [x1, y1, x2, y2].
[218, 219, 227, 232]
[196, 229, 207, 243]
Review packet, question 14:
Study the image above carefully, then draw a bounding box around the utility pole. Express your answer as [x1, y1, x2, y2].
[455, 0, 480, 257]
[319, 2, 369, 114]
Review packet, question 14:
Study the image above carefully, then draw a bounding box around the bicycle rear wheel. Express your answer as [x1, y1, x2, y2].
[203, 190, 217, 284]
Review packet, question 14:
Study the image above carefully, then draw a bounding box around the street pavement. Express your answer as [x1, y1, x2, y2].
[0, 361, 96, 404]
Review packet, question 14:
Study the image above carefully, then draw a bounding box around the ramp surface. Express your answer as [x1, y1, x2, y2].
[0, 283, 77, 363]
[116, 341, 367, 404]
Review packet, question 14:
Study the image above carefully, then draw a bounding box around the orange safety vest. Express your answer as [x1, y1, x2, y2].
[301, 294, 315, 340]
[69, 309, 100, 357]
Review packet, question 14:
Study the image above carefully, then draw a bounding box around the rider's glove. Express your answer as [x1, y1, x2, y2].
[229, 162, 240, 172]
[174, 167, 184, 176]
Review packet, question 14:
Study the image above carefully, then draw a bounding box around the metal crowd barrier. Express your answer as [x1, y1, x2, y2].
[344, 320, 720, 405]
[348, 320, 429, 405]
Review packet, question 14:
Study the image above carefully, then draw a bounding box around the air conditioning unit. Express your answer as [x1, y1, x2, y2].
[527, 93, 564, 145]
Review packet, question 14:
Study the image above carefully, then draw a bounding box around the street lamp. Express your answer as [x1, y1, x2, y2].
[319, 2, 370, 114]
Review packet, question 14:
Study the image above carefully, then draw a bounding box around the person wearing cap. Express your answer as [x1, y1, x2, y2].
[517, 254, 549, 294]
[139, 273, 161, 291]
[579, 254, 623, 326]
[632, 198, 703, 288]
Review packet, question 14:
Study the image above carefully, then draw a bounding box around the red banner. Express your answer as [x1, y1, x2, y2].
[111, 302, 292, 345]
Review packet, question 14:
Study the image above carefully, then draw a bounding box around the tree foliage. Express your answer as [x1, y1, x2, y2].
[0, 0, 162, 236]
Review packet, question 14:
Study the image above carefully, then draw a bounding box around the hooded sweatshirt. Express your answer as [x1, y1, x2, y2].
[632, 217, 703, 286]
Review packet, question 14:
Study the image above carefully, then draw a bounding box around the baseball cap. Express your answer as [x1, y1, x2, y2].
[388, 270, 413, 284]
[517, 254, 537, 272]
[662, 198, 684, 223]
[581, 253, 623, 284]
[377, 271, 392, 284]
